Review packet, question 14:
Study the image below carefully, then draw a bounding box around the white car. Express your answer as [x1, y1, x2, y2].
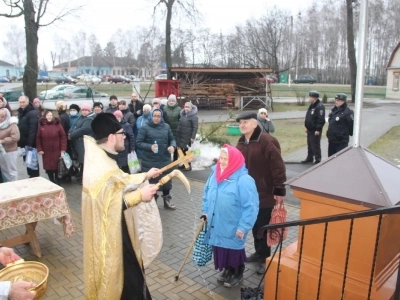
[39, 85, 75, 100]
[154, 74, 167, 80]
[83, 75, 101, 84]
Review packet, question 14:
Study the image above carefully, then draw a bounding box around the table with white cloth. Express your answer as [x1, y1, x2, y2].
[0, 177, 75, 257]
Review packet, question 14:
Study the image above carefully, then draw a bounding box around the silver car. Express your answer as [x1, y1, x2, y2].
[39, 85, 75, 100]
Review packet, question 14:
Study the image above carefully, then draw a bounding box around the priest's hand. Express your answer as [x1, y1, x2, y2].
[141, 184, 159, 202]
[146, 168, 162, 180]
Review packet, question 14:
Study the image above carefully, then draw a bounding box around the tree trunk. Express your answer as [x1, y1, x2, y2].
[165, 0, 173, 79]
[23, 0, 38, 102]
[346, 0, 357, 103]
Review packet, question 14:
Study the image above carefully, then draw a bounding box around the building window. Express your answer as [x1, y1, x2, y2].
[393, 72, 399, 91]
[113, 70, 115, 75]
[122, 70, 124, 75]
[117, 70, 120, 75]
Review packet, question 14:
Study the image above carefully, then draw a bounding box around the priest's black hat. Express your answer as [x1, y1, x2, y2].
[91, 113, 122, 140]
[236, 111, 257, 122]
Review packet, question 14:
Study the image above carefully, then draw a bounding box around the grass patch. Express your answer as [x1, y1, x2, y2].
[368, 125, 400, 166]
[198, 118, 306, 156]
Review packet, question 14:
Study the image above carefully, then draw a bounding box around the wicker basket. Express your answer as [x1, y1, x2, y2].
[0, 259, 49, 299]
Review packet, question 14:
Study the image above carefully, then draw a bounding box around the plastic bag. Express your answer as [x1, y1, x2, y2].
[62, 152, 72, 170]
[25, 147, 39, 170]
[58, 157, 69, 179]
[188, 141, 201, 162]
[127, 151, 140, 174]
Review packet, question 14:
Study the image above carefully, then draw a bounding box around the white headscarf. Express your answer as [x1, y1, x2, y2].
[0, 108, 11, 130]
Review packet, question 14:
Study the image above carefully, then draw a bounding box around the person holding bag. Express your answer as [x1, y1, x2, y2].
[113, 110, 135, 173]
[0, 108, 20, 181]
[201, 144, 259, 288]
[36, 110, 67, 184]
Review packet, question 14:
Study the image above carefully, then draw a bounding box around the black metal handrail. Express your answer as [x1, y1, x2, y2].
[256, 205, 400, 300]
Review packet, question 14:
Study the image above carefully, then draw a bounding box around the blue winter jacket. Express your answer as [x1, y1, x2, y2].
[201, 165, 259, 250]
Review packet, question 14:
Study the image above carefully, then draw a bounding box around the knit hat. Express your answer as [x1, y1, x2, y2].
[143, 104, 152, 111]
[258, 108, 268, 115]
[33, 98, 40, 104]
[113, 110, 123, 119]
[80, 103, 92, 111]
[91, 113, 122, 140]
[152, 98, 161, 104]
[93, 102, 104, 109]
[184, 102, 193, 109]
[168, 94, 177, 102]
[69, 104, 80, 112]
[56, 101, 67, 111]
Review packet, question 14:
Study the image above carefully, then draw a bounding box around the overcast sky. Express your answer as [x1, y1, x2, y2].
[0, 0, 315, 68]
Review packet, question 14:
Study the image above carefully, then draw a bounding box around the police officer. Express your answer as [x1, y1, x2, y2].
[302, 91, 325, 164]
[327, 93, 354, 156]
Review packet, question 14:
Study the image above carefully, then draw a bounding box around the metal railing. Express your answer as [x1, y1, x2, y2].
[257, 206, 400, 300]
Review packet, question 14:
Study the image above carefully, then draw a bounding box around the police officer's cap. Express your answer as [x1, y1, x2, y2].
[335, 93, 347, 101]
[309, 91, 319, 98]
[235, 111, 257, 122]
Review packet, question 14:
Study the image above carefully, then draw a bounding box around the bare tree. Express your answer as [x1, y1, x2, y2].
[0, 0, 82, 101]
[152, 0, 199, 79]
[2, 24, 26, 68]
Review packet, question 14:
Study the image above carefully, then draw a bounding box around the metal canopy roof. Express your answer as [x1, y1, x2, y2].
[170, 67, 274, 80]
[286, 147, 400, 208]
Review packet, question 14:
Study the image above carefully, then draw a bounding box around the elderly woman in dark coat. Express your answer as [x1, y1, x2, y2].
[176, 102, 198, 171]
[36, 110, 67, 183]
[136, 108, 177, 209]
[68, 103, 95, 182]
[113, 110, 135, 174]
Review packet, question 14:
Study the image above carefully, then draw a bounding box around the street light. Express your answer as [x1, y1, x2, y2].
[295, 13, 301, 80]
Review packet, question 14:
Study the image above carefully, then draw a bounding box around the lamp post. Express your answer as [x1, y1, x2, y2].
[295, 13, 301, 80]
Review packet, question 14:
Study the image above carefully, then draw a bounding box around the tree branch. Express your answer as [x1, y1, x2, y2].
[0, 0, 23, 17]
[39, 4, 84, 27]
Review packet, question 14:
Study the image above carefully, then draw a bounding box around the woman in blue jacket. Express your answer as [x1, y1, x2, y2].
[201, 144, 258, 288]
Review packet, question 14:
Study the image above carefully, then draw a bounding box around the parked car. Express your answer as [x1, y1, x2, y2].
[0, 90, 24, 110]
[154, 74, 167, 80]
[55, 76, 77, 84]
[39, 84, 75, 100]
[37, 75, 50, 83]
[108, 75, 131, 84]
[83, 75, 101, 84]
[62, 86, 108, 99]
[293, 75, 317, 84]
[0, 77, 10, 83]
[127, 75, 139, 81]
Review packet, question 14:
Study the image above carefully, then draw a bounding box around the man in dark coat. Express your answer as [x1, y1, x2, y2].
[302, 91, 325, 164]
[104, 95, 119, 114]
[17, 96, 39, 177]
[128, 93, 144, 120]
[236, 111, 286, 274]
[327, 93, 354, 156]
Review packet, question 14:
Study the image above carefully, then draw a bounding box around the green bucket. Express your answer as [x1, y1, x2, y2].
[226, 124, 241, 136]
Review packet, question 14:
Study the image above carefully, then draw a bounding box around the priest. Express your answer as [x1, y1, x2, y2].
[82, 113, 160, 300]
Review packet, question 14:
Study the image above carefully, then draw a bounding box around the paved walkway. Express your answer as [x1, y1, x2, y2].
[1, 101, 399, 299]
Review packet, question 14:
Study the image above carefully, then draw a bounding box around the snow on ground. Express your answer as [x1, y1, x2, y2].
[190, 141, 221, 170]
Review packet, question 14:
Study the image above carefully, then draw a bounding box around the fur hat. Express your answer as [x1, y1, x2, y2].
[80, 103, 92, 111]
[93, 102, 104, 109]
[152, 98, 161, 104]
[56, 101, 67, 111]
[143, 104, 152, 111]
[69, 104, 80, 112]
[113, 110, 123, 119]
[258, 108, 268, 115]
[168, 94, 177, 102]
[91, 113, 122, 140]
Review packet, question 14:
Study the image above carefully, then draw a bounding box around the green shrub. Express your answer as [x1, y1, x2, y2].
[322, 94, 328, 103]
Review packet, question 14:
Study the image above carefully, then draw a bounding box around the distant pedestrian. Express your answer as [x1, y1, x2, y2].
[128, 93, 144, 120]
[327, 93, 354, 156]
[0, 108, 20, 181]
[33, 98, 45, 118]
[92, 102, 104, 115]
[118, 100, 136, 130]
[302, 91, 325, 164]
[257, 108, 275, 133]
[36, 110, 67, 184]
[113, 110, 135, 174]
[104, 95, 119, 114]
[176, 102, 198, 171]
[17, 96, 39, 178]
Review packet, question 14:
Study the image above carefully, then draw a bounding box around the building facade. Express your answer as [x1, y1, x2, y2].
[386, 42, 400, 100]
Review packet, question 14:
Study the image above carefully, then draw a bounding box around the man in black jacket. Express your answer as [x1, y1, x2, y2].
[128, 93, 144, 120]
[17, 96, 39, 177]
[302, 91, 325, 164]
[327, 93, 354, 156]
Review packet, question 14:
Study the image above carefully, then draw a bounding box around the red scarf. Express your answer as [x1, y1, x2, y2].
[216, 144, 245, 183]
